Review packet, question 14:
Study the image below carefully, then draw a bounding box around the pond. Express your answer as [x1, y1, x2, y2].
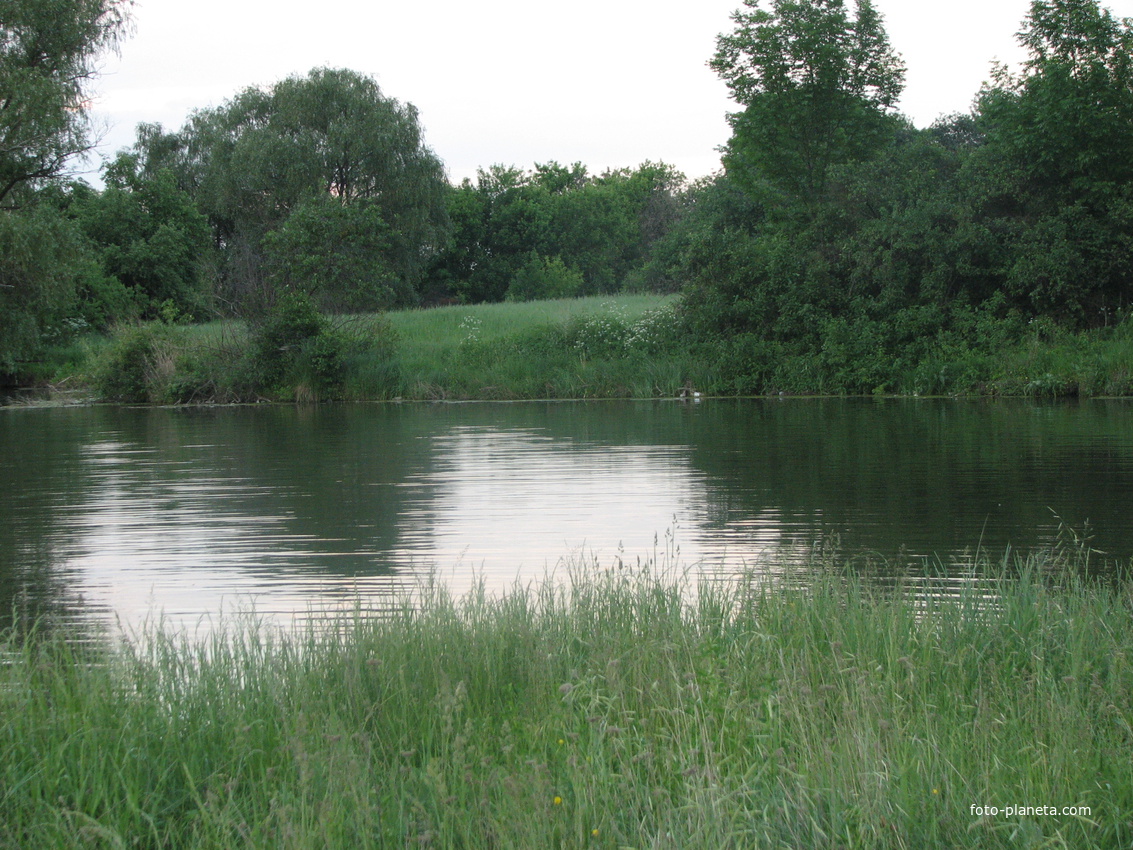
[2, 398, 1131, 634]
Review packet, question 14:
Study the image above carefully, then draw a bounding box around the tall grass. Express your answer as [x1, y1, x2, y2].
[983, 318, 1133, 397]
[378, 295, 695, 400]
[3, 544, 1132, 848]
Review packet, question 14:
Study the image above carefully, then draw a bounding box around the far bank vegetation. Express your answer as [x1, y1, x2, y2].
[3, 0, 1133, 400]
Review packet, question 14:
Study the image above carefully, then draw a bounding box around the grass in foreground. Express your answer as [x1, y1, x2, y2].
[3, 547, 1132, 848]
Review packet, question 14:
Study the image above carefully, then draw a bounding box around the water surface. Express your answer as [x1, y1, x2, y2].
[2, 398, 1131, 632]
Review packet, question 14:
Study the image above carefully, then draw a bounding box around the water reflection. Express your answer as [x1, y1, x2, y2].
[1, 399, 1131, 634]
[393, 426, 720, 595]
[60, 437, 407, 627]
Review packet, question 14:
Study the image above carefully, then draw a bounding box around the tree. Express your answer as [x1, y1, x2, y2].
[711, 0, 905, 213]
[979, 0, 1133, 199]
[145, 67, 450, 311]
[504, 253, 583, 301]
[431, 165, 555, 303]
[975, 0, 1133, 322]
[72, 152, 211, 317]
[424, 162, 688, 303]
[261, 195, 401, 311]
[0, 0, 132, 207]
[0, 200, 110, 371]
[1, 0, 131, 372]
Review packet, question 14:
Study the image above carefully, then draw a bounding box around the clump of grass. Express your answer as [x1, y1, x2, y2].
[3, 543, 1131, 848]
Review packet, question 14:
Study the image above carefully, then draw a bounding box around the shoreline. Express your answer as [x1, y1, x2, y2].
[7, 294, 1133, 404]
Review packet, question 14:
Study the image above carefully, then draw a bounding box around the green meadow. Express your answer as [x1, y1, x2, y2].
[37, 294, 699, 404]
[375, 295, 692, 401]
[3, 543, 1132, 848]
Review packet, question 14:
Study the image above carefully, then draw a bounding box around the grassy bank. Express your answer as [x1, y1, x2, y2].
[19, 294, 1133, 402]
[373, 294, 693, 400]
[36, 295, 702, 403]
[3, 546, 1132, 848]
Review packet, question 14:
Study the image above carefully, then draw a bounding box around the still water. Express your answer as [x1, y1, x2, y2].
[2, 398, 1131, 633]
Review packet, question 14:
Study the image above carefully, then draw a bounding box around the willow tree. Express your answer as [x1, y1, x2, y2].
[153, 67, 450, 310]
[0, 0, 131, 207]
[1, 0, 131, 372]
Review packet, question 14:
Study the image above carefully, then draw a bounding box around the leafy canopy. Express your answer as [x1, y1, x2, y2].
[0, 0, 132, 206]
[712, 0, 905, 210]
[132, 67, 450, 310]
[974, 0, 1133, 320]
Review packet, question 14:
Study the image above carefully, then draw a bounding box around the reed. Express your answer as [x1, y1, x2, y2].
[3, 544, 1131, 848]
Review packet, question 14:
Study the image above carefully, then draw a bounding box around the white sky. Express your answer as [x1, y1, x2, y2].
[84, 0, 1133, 185]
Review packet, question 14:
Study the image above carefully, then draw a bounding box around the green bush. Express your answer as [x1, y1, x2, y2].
[249, 294, 401, 399]
[251, 293, 330, 390]
[94, 323, 177, 402]
[505, 254, 584, 302]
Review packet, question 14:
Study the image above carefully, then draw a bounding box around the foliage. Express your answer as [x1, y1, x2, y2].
[0, 201, 112, 373]
[505, 253, 583, 302]
[0, 0, 134, 375]
[131, 67, 450, 311]
[92, 322, 177, 402]
[250, 292, 341, 393]
[85, 297, 402, 403]
[244, 293, 398, 399]
[69, 154, 211, 318]
[711, 0, 906, 213]
[675, 0, 1133, 395]
[261, 195, 400, 311]
[0, 0, 131, 207]
[426, 161, 687, 304]
[974, 0, 1133, 323]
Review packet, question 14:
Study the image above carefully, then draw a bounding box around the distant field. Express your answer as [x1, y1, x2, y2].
[370, 293, 689, 400]
[179, 294, 677, 351]
[381, 293, 677, 360]
[54, 293, 696, 403]
[392, 293, 676, 331]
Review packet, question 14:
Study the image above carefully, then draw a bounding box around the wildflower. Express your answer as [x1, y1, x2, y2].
[932, 788, 940, 795]
[553, 796, 563, 806]
[592, 828, 600, 837]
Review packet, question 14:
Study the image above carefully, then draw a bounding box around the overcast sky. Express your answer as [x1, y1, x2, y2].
[84, 0, 1133, 185]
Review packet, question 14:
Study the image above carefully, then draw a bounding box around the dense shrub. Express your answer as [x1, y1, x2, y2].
[93, 323, 178, 402]
[248, 294, 400, 399]
[505, 254, 584, 302]
[250, 293, 340, 396]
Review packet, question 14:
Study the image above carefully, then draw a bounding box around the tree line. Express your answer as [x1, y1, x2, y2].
[673, 0, 1133, 393]
[0, 3, 688, 375]
[3, 0, 1132, 393]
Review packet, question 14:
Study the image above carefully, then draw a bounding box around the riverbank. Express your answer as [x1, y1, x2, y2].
[3, 544, 1130, 848]
[15, 295, 1133, 402]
